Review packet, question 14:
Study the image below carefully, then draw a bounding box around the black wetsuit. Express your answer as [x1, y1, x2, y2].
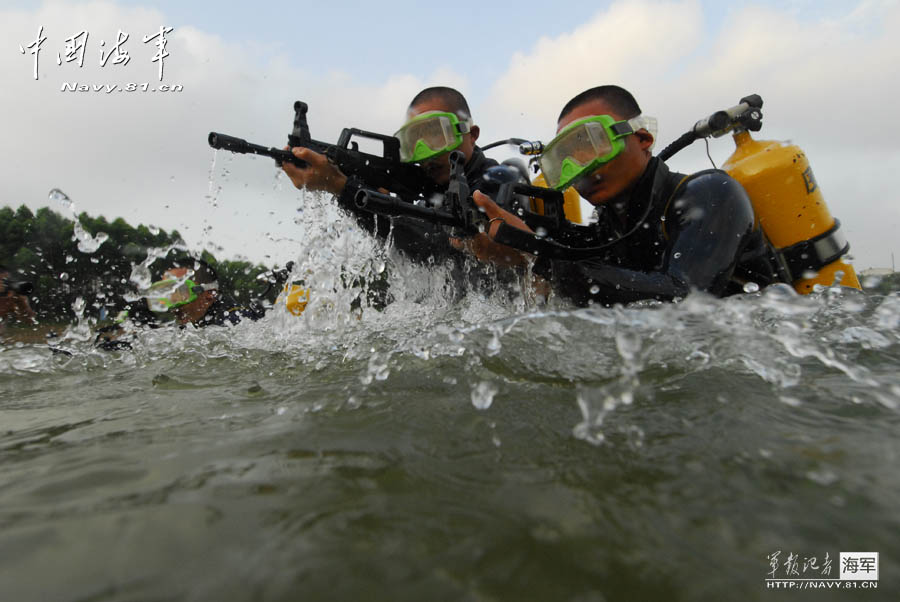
[190, 294, 266, 327]
[336, 146, 515, 264]
[94, 295, 266, 350]
[531, 157, 780, 306]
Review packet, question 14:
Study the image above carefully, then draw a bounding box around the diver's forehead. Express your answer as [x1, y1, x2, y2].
[557, 99, 620, 132]
[407, 99, 454, 120]
[163, 267, 191, 279]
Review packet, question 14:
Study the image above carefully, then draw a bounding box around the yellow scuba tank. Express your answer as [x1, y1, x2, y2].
[275, 283, 310, 316]
[722, 131, 860, 294]
[530, 172, 583, 224]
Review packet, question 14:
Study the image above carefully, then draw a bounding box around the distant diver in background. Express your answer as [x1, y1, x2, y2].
[147, 260, 267, 327]
[466, 85, 781, 306]
[0, 264, 37, 334]
[95, 259, 273, 350]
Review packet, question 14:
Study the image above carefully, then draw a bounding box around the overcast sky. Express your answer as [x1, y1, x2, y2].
[2, 0, 897, 269]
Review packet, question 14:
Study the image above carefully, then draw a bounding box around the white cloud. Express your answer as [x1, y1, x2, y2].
[479, 0, 703, 143]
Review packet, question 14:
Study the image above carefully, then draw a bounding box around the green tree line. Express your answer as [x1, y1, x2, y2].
[863, 271, 900, 295]
[1, 204, 278, 322]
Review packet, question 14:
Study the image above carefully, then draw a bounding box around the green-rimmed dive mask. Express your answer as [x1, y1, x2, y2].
[394, 111, 472, 163]
[538, 114, 657, 190]
[144, 269, 216, 313]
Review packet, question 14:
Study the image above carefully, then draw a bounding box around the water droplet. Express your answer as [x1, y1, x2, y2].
[486, 332, 502, 356]
[471, 381, 498, 410]
[49, 188, 73, 209]
[615, 332, 641, 363]
[130, 265, 152, 290]
[361, 353, 390, 384]
[74, 227, 108, 253]
[806, 468, 838, 486]
[673, 252, 682, 259]
[863, 276, 882, 288]
[687, 349, 710, 363]
[779, 395, 802, 407]
[742, 281, 760, 293]
[535, 227, 548, 239]
[589, 284, 600, 294]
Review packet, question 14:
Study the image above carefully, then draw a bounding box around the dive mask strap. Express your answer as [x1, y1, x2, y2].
[627, 115, 657, 150]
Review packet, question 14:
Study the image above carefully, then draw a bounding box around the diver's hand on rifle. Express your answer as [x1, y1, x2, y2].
[471, 190, 532, 237]
[281, 146, 348, 195]
[450, 190, 534, 268]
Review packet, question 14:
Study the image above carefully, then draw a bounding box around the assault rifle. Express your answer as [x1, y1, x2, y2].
[208, 101, 440, 202]
[353, 150, 606, 260]
[2, 277, 33, 296]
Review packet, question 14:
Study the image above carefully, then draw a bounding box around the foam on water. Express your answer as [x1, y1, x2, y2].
[7, 187, 900, 439]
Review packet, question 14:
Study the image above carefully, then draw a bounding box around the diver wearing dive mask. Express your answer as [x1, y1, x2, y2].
[465, 85, 781, 305]
[281, 87, 527, 300]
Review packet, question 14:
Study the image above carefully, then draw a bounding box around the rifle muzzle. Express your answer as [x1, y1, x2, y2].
[3, 278, 33, 296]
[208, 132, 250, 152]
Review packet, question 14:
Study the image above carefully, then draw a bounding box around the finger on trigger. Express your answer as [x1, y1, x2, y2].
[472, 191, 497, 217]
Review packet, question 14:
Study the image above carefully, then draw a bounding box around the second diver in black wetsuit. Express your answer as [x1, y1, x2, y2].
[464, 85, 781, 306]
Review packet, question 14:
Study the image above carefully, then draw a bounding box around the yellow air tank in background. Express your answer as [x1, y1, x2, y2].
[530, 173, 583, 224]
[276, 284, 310, 316]
[722, 131, 860, 294]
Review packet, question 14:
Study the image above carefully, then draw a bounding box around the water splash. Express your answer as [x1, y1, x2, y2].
[48, 188, 109, 253]
[127, 242, 188, 294]
[49, 187, 74, 210]
[471, 381, 498, 410]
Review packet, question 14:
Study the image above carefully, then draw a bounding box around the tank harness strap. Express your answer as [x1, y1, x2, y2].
[775, 219, 849, 281]
[735, 228, 792, 286]
[747, 233, 793, 285]
[660, 174, 693, 240]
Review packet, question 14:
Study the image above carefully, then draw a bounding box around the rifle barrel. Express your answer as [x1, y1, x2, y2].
[207, 132, 307, 167]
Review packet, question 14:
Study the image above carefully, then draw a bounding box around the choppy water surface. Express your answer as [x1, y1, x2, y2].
[2, 194, 899, 600]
